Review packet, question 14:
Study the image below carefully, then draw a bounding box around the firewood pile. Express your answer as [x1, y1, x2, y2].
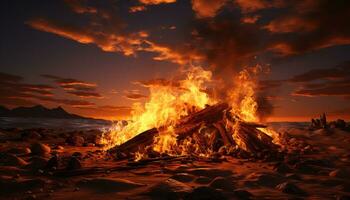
[109, 103, 282, 161]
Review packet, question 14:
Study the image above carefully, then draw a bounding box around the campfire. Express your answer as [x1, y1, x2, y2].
[101, 66, 282, 161]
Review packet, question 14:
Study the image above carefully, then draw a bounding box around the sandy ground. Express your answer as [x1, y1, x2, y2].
[0, 124, 350, 200]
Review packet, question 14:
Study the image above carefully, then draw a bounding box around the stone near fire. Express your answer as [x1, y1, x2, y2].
[77, 177, 144, 193]
[46, 155, 59, 170]
[170, 173, 196, 183]
[26, 156, 48, 171]
[66, 157, 82, 170]
[0, 153, 28, 167]
[30, 142, 51, 156]
[66, 135, 85, 146]
[209, 177, 235, 191]
[194, 176, 212, 184]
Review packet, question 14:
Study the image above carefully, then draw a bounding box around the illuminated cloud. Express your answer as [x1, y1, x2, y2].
[191, 0, 227, 18]
[241, 15, 260, 24]
[235, 0, 283, 13]
[138, 0, 176, 5]
[123, 90, 148, 100]
[129, 5, 147, 13]
[0, 72, 95, 107]
[291, 61, 350, 98]
[42, 74, 102, 98]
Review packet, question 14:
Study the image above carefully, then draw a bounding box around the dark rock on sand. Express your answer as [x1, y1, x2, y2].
[209, 177, 235, 191]
[21, 130, 42, 140]
[275, 182, 306, 196]
[66, 157, 82, 170]
[46, 155, 59, 170]
[26, 156, 48, 170]
[77, 177, 144, 193]
[146, 178, 192, 199]
[234, 189, 253, 200]
[30, 142, 51, 156]
[0, 153, 28, 167]
[66, 135, 85, 146]
[170, 173, 196, 183]
[273, 162, 292, 174]
[184, 186, 226, 200]
[194, 176, 212, 184]
[245, 172, 283, 187]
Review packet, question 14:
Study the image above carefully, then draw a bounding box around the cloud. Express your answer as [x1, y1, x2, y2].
[264, 0, 350, 55]
[123, 90, 148, 100]
[289, 61, 350, 83]
[138, 0, 176, 5]
[234, 0, 284, 13]
[291, 61, 350, 98]
[129, 5, 147, 13]
[42, 74, 102, 98]
[258, 79, 285, 91]
[133, 78, 173, 87]
[0, 72, 95, 107]
[64, 0, 98, 14]
[191, 0, 227, 18]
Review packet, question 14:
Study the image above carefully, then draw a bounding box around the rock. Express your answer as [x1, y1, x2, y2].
[0, 153, 28, 167]
[171, 173, 196, 183]
[146, 178, 192, 199]
[273, 162, 291, 174]
[184, 186, 226, 200]
[30, 142, 51, 155]
[246, 172, 283, 187]
[66, 157, 82, 170]
[46, 155, 59, 170]
[7, 147, 31, 155]
[329, 169, 349, 179]
[194, 176, 212, 184]
[26, 156, 48, 170]
[66, 135, 85, 146]
[86, 143, 95, 147]
[275, 182, 306, 195]
[77, 178, 144, 192]
[53, 145, 64, 151]
[234, 189, 253, 200]
[209, 177, 235, 191]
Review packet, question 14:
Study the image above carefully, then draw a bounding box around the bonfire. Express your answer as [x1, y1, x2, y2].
[101, 66, 282, 162]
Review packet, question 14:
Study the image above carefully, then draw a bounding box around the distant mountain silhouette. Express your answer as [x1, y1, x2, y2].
[0, 105, 92, 119]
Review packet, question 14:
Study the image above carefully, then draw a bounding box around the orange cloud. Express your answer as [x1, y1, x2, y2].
[129, 5, 147, 13]
[191, 0, 227, 18]
[123, 90, 148, 100]
[139, 0, 176, 5]
[235, 0, 283, 13]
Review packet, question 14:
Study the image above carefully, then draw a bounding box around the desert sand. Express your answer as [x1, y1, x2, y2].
[1, 123, 350, 200]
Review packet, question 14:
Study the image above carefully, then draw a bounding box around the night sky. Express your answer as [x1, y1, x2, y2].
[1, 0, 350, 121]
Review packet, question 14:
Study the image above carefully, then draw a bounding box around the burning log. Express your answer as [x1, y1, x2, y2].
[110, 102, 279, 159]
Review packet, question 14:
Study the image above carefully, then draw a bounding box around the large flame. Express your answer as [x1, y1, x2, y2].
[101, 66, 215, 150]
[101, 65, 280, 157]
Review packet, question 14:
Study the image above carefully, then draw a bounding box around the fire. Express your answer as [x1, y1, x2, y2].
[101, 64, 281, 159]
[101, 66, 215, 150]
